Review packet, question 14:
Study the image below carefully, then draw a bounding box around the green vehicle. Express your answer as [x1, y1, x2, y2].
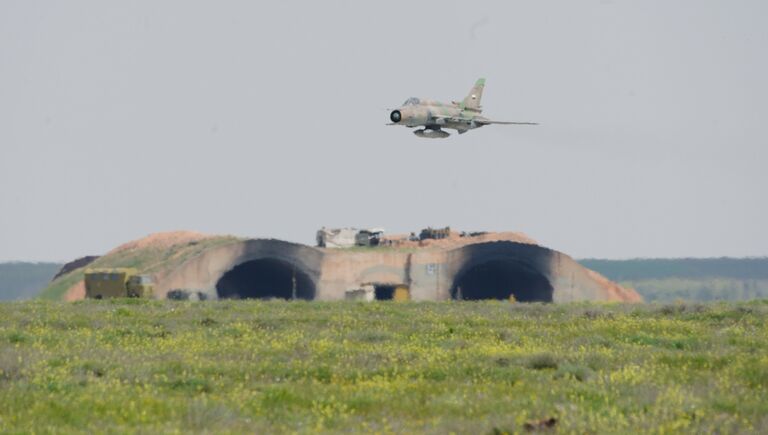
[84, 268, 154, 299]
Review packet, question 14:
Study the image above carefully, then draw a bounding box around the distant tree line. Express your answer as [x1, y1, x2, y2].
[580, 258, 768, 302]
[579, 258, 768, 281]
[622, 277, 768, 303]
[0, 262, 62, 301]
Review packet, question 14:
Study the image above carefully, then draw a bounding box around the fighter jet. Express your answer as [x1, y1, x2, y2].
[388, 78, 537, 138]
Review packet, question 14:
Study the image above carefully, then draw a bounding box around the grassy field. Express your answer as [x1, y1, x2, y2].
[1, 300, 767, 433]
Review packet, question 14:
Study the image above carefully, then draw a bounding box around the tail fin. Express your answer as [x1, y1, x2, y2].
[461, 78, 485, 112]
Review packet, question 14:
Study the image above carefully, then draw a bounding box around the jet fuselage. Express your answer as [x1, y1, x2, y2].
[390, 100, 483, 129]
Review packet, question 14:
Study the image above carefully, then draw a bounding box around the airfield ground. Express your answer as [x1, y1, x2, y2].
[1, 300, 766, 433]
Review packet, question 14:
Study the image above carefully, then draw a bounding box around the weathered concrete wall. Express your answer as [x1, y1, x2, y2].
[316, 250, 451, 301]
[317, 251, 409, 300]
[409, 251, 452, 301]
[155, 239, 324, 299]
[153, 237, 640, 302]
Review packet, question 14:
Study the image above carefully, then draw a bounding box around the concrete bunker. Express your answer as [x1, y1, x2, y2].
[140, 231, 639, 303]
[216, 258, 316, 300]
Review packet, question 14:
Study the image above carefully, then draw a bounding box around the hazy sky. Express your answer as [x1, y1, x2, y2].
[1, 0, 767, 262]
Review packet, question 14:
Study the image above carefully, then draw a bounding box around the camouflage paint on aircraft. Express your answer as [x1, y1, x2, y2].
[388, 78, 537, 138]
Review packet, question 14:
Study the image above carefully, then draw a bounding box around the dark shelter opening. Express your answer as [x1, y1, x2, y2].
[374, 285, 396, 300]
[216, 258, 315, 300]
[452, 260, 553, 302]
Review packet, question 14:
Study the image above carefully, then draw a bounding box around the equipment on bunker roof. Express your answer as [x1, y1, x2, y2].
[318, 227, 385, 248]
[316, 227, 358, 248]
[84, 268, 154, 299]
[355, 229, 383, 247]
[420, 227, 451, 240]
[460, 231, 488, 238]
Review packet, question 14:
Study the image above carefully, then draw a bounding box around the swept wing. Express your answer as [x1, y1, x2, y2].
[430, 114, 538, 126]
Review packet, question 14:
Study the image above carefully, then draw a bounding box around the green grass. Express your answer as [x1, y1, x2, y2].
[1, 300, 767, 433]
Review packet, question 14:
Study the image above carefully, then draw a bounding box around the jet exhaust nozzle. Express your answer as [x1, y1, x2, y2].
[390, 110, 402, 123]
[414, 128, 450, 139]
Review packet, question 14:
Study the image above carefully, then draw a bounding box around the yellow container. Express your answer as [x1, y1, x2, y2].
[393, 285, 410, 301]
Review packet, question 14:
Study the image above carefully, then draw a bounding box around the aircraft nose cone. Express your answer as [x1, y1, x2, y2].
[390, 110, 402, 123]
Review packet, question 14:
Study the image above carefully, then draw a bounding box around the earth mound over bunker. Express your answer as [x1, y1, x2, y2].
[44, 230, 640, 303]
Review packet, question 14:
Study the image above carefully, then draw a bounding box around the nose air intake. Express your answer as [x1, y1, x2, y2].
[390, 110, 402, 123]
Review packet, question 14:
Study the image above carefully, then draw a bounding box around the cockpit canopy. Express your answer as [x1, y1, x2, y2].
[402, 97, 420, 106]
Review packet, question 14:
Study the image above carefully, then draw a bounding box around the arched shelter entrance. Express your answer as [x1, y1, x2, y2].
[154, 239, 324, 300]
[448, 241, 556, 302]
[451, 258, 553, 301]
[216, 257, 316, 300]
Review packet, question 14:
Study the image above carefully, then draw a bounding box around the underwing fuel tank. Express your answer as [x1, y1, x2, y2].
[414, 128, 450, 139]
